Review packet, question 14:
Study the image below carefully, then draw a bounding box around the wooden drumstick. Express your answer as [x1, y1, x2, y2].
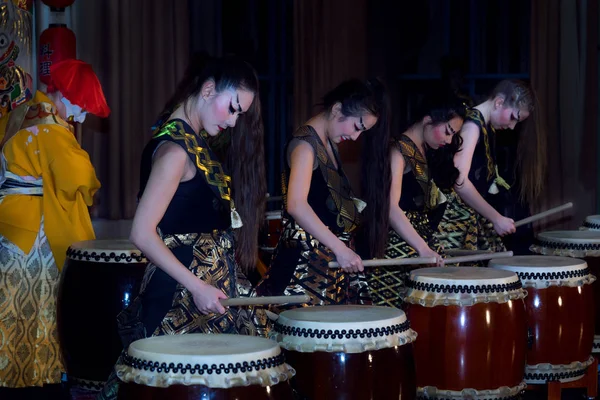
[514, 202, 573, 228]
[328, 256, 437, 268]
[443, 249, 492, 257]
[444, 251, 514, 265]
[220, 294, 310, 307]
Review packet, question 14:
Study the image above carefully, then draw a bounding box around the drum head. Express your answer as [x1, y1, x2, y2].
[489, 255, 586, 271]
[405, 267, 526, 307]
[532, 230, 600, 258]
[130, 333, 280, 360]
[536, 230, 600, 245]
[275, 305, 415, 353]
[409, 266, 518, 286]
[66, 239, 146, 263]
[116, 334, 294, 389]
[583, 215, 600, 230]
[489, 256, 594, 288]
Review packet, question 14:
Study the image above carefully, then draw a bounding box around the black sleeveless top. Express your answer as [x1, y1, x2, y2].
[394, 135, 446, 230]
[282, 125, 361, 235]
[466, 108, 499, 202]
[138, 119, 230, 234]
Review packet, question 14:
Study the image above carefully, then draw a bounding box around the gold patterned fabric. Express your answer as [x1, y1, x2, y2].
[369, 212, 443, 310]
[258, 219, 371, 312]
[127, 229, 266, 339]
[435, 191, 506, 253]
[96, 229, 267, 400]
[0, 219, 64, 388]
[393, 135, 444, 211]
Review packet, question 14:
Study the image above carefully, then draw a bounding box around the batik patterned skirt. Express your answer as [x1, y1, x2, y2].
[0, 219, 64, 388]
[435, 191, 506, 252]
[368, 211, 443, 310]
[257, 219, 372, 314]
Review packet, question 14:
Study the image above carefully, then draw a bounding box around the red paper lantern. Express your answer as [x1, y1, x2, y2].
[41, 0, 75, 8]
[38, 25, 76, 86]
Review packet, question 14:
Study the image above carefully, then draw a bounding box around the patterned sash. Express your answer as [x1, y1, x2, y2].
[393, 135, 443, 211]
[466, 107, 495, 182]
[153, 120, 241, 227]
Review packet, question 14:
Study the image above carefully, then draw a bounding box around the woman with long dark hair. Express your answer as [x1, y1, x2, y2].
[97, 54, 267, 399]
[257, 78, 390, 308]
[436, 80, 545, 252]
[361, 95, 465, 309]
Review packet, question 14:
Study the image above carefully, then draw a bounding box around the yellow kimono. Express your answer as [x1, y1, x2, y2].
[0, 91, 100, 387]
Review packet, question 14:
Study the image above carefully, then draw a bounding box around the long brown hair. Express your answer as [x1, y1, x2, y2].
[357, 78, 392, 259]
[157, 54, 266, 271]
[490, 80, 546, 206]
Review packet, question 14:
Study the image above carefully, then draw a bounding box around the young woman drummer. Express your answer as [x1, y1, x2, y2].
[257, 78, 390, 308]
[361, 94, 465, 308]
[436, 80, 545, 252]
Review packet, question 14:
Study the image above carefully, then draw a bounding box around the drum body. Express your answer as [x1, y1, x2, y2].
[531, 230, 600, 353]
[581, 215, 600, 231]
[57, 240, 147, 390]
[490, 255, 595, 383]
[274, 305, 417, 400]
[263, 210, 283, 249]
[116, 334, 295, 400]
[258, 211, 283, 275]
[405, 267, 527, 400]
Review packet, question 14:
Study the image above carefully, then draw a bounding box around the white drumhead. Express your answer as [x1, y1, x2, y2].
[405, 267, 526, 307]
[265, 210, 282, 220]
[274, 305, 416, 354]
[582, 215, 600, 231]
[410, 266, 518, 286]
[536, 230, 600, 245]
[489, 255, 586, 270]
[489, 256, 594, 288]
[67, 240, 146, 263]
[116, 334, 294, 389]
[532, 230, 600, 258]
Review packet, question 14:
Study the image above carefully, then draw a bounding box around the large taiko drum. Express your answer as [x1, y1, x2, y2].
[115, 334, 295, 399]
[273, 305, 417, 400]
[405, 267, 527, 399]
[490, 256, 595, 383]
[257, 211, 283, 276]
[581, 215, 600, 231]
[57, 240, 147, 391]
[531, 230, 600, 354]
[263, 210, 283, 249]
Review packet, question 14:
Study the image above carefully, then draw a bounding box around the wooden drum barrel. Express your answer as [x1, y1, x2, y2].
[490, 255, 595, 383]
[273, 305, 417, 400]
[57, 240, 147, 391]
[531, 230, 600, 354]
[405, 267, 527, 399]
[116, 334, 295, 399]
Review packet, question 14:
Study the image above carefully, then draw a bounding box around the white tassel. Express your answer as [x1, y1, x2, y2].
[488, 182, 499, 195]
[352, 197, 367, 213]
[437, 190, 447, 205]
[230, 200, 243, 228]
